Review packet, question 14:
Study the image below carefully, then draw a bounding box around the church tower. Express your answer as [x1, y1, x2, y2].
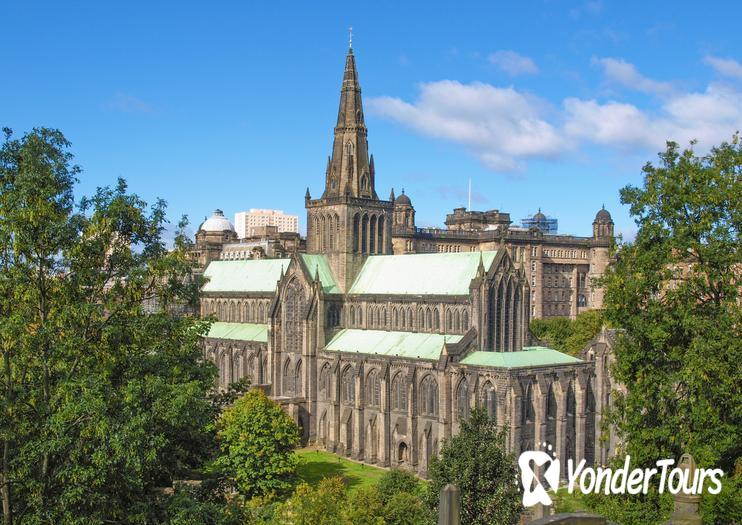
[306, 40, 394, 292]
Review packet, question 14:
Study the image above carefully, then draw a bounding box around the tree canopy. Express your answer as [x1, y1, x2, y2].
[0, 127, 216, 523]
[598, 137, 741, 524]
[426, 409, 522, 525]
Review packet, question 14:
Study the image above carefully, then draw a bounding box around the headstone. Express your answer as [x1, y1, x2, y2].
[665, 453, 702, 525]
[438, 483, 461, 525]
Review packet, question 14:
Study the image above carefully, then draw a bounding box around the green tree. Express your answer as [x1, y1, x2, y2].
[272, 476, 345, 525]
[426, 409, 522, 525]
[341, 485, 385, 525]
[529, 310, 604, 357]
[0, 128, 216, 523]
[600, 137, 741, 523]
[214, 389, 300, 500]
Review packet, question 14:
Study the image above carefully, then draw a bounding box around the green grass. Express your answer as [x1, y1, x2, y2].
[552, 487, 591, 513]
[296, 448, 387, 491]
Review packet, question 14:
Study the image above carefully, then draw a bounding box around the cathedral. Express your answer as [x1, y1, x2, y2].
[198, 43, 617, 477]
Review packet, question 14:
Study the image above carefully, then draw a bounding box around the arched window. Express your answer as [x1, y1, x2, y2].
[283, 358, 294, 396]
[524, 382, 535, 423]
[295, 360, 303, 396]
[341, 366, 355, 405]
[433, 308, 440, 330]
[391, 373, 407, 412]
[456, 378, 469, 421]
[446, 310, 452, 331]
[454, 310, 461, 332]
[319, 364, 332, 400]
[369, 215, 377, 253]
[481, 381, 496, 420]
[426, 308, 432, 330]
[366, 369, 381, 407]
[463, 310, 469, 330]
[353, 214, 360, 253]
[284, 280, 305, 353]
[419, 375, 439, 416]
[393, 308, 399, 329]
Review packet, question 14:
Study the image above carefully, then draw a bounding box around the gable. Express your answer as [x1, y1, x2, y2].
[202, 259, 291, 293]
[299, 254, 341, 294]
[348, 251, 499, 296]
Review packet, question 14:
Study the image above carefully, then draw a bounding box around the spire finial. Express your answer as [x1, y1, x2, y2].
[348, 26, 353, 50]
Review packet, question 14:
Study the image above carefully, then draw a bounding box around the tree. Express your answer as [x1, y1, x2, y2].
[214, 389, 300, 500]
[0, 128, 216, 523]
[600, 137, 741, 523]
[426, 409, 522, 525]
[272, 476, 345, 525]
[341, 486, 385, 525]
[529, 310, 604, 357]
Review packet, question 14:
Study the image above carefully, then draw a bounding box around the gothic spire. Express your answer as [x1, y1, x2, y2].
[322, 42, 376, 200]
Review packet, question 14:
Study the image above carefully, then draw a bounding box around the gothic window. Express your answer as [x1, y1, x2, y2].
[341, 366, 355, 405]
[456, 378, 470, 421]
[407, 307, 413, 329]
[366, 369, 381, 407]
[230, 302, 236, 321]
[446, 310, 452, 331]
[319, 364, 332, 401]
[349, 306, 355, 326]
[401, 308, 406, 329]
[462, 310, 469, 330]
[426, 308, 432, 330]
[284, 280, 305, 354]
[523, 382, 535, 423]
[361, 173, 369, 191]
[418, 308, 424, 328]
[377, 216, 385, 253]
[433, 308, 440, 330]
[345, 141, 354, 157]
[353, 214, 360, 253]
[419, 375, 439, 416]
[369, 215, 377, 253]
[391, 373, 407, 412]
[481, 381, 497, 420]
[361, 214, 369, 254]
[258, 302, 265, 322]
[283, 358, 294, 396]
[454, 310, 461, 332]
[393, 308, 399, 329]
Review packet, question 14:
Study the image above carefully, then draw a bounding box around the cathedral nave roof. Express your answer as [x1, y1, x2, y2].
[202, 259, 291, 293]
[325, 329, 463, 360]
[205, 321, 269, 342]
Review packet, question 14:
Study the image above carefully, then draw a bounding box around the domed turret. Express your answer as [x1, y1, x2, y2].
[592, 205, 614, 239]
[199, 209, 235, 233]
[533, 208, 546, 222]
[395, 188, 411, 206]
[594, 206, 612, 224]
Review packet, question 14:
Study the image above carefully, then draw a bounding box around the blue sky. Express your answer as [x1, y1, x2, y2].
[3, 1, 741, 240]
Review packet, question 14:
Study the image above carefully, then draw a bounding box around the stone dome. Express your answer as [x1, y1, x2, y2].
[395, 189, 412, 206]
[594, 206, 613, 223]
[533, 208, 546, 221]
[199, 209, 235, 232]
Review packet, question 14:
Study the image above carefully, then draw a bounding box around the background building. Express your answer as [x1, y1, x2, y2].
[235, 209, 299, 239]
[521, 209, 558, 234]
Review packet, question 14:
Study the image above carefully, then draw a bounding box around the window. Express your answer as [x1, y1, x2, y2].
[419, 375, 438, 416]
[456, 379, 470, 421]
[366, 369, 381, 407]
[391, 373, 407, 411]
[481, 382, 496, 420]
[341, 366, 355, 404]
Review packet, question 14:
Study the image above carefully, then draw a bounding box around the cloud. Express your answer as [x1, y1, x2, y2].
[108, 92, 155, 114]
[368, 58, 742, 173]
[488, 51, 539, 76]
[367, 81, 564, 171]
[704, 55, 742, 79]
[593, 57, 673, 95]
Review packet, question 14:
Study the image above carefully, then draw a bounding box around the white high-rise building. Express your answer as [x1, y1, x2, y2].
[234, 209, 299, 239]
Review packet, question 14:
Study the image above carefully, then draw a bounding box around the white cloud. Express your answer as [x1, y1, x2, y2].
[368, 59, 742, 173]
[368, 81, 563, 171]
[488, 51, 539, 76]
[704, 55, 742, 79]
[594, 57, 673, 95]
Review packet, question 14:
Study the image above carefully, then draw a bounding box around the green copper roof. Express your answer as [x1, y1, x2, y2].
[325, 329, 463, 360]
[299, 254, 341, 294]
[460, 347, 583, 368]
[348, 251, 499, 296]
[205, 322, 268, 342]
[202, 259, 290, 293]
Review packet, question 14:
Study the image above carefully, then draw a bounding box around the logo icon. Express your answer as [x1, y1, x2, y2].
[518, 444, 560, 507]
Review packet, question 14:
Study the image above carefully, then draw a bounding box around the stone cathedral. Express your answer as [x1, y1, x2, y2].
[199, 44, 618, 477]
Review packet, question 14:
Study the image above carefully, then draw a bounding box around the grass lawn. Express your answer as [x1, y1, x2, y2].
[296, 448, 388, 491]
[552, 487, 591, 513]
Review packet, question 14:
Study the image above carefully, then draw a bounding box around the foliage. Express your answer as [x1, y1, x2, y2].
[376, 469, 423, 504]
[214, 389, 300, 500]
[529, 309, 604, 356]
[151, 485, 246, 525]
[383, 491, 431, 525]
[600, 137, 742, 523]
[341, 485, 385, 525]
[271, 476, 346, 525]
[699, 471, 741, 525]
[0, 128, 215, 523]
[426, 409, 522, 525]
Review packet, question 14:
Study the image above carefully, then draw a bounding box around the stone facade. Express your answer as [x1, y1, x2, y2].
[199, 44, 620, 477]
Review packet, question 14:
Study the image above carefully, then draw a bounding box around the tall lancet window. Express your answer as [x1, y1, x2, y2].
[284, 280, 305, 355]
